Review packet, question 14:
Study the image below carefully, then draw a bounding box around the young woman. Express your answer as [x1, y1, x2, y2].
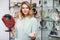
[12, 1, 38, 40]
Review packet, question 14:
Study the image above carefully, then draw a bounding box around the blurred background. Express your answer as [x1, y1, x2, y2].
[0, 0, 60, 40]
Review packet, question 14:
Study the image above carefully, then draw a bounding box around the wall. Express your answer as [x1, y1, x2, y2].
[0, 0, 9, 40]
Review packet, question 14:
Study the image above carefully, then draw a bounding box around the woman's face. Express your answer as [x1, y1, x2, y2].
[21, 4, 29, 16]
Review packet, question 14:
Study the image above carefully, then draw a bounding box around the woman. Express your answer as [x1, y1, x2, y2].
[12, 1, 38, 40]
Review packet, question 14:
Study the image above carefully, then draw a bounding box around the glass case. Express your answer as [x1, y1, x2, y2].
[40, 0, 60, 40]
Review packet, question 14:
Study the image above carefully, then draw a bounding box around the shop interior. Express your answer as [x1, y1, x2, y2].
[0, 0, 60, 40]
[9, 0, 60, 40]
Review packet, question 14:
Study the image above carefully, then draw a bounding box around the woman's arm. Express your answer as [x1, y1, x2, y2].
[28, 18, 38, 39]
[10, 28, 15, 37]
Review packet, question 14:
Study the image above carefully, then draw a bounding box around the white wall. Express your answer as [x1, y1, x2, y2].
[0, 0, 9, 40]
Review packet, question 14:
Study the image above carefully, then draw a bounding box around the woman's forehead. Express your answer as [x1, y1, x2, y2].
[22, 4, 28, 7]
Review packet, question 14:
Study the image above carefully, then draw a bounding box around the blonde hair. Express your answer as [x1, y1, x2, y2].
[15, 1, 34, 19]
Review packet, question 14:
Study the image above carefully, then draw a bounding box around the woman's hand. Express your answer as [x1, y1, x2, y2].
[11, 28, 15, 36]
[28, 32, 36, 39]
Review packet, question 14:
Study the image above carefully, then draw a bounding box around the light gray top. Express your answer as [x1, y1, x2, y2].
[14, 17, 38, 40]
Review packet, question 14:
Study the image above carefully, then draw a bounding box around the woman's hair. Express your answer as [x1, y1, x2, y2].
[15, 1, 34, 19]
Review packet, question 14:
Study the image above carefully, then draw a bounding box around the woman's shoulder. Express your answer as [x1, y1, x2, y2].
[31, 17, 37, 21]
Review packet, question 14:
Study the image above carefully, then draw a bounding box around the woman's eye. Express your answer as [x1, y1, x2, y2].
[22, 7, 25, 9]
[26, 7, 29, 9]
[22, 7, 29, 9]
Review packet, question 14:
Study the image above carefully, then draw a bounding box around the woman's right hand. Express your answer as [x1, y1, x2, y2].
[11, 28, 15, 36]
[28, 32, 36, 39]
